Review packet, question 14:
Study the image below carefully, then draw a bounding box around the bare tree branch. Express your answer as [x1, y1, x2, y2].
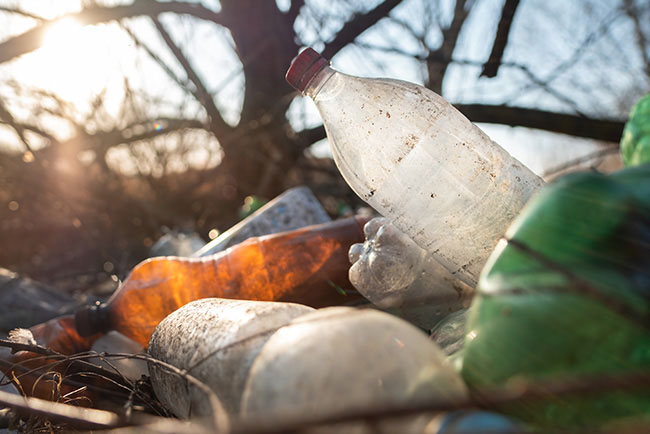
[542, 147, 621, 178]
[120, 23, 190, 91]
[0, 120, 58, 146]
[623, 0, 650, 78]
[150, 17, 230, 137]
[0, 6, 45, 21]
[296, 125, 326, 146]
[286, 0, 305, 26]
[508, 6, 627, 103]
[66, 118, 206, 156]
[4, 79, 80, 122]
[298, 104, 625, 147]
[456, 104, 624, 143]
[0, 99, 35, 154]
[354, 41, 584, 111]
[322, 0, 403, 59]
[0, 0, 224, 65]
[353, 40, 422, 59]
[387, 13, 427, 42]
[499, 61, 585, 116]
[481, 0, 521, 78]
[427, 0, 473, 93]
[217, 1, 297, 123]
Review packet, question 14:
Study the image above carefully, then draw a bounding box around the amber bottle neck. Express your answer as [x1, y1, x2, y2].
[75, 302, 111, 337]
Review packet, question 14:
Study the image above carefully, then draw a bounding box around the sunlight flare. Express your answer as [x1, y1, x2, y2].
[42, 17, 83, 49]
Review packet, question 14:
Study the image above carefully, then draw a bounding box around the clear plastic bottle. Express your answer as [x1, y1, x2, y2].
[430, 308, 469, 357]
[348, 217, 474, 330]
[286, 49, 544, 284]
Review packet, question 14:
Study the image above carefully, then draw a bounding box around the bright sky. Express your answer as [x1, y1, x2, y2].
[0, 0, 645, 176]
[0, 0, 237, 174]
[0, 0, 238, 123]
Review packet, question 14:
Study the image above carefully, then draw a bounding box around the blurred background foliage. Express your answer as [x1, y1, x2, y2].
[0, 0, 648, 294]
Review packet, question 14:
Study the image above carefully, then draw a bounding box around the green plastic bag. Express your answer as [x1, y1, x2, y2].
[461, 164, 650, 429]
[621, 93, 650, 167]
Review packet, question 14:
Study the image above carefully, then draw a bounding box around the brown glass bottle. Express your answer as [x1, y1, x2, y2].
[75, 217, 368, 346]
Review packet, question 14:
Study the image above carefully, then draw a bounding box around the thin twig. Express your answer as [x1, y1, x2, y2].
[322, 0, 403, 59]
[121, 23, 191, 92]
[95, 352, 229, 432]
[0, 388, 122, 430]
[230, 369, 650, 434]
[623, 0, 650, 79]
[505, 6, 627, 104]
[0, 6, 45, 21]
[542, 147, 621, 178]
[4, 331, 650, 432]
[151, 16, 229, 135]
[1, 345, 222, 426]
[0, 343, 134, 401]
[0, 339, 61, 358]
[352, 42, 586, 115]
[0, 99, 36, 156]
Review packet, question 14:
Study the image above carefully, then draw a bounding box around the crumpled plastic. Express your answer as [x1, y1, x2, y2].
[621, 93, 650, 167]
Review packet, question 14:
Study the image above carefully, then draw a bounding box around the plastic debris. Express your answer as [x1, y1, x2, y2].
[149, 230, 205, 258]
[241, 307, 468, 425]
[0, 268, 76, 331]
[349, 217, 474, 330]
[462, 163, 650, 428]
[620, 93, 650, 167]
[148, 298, 314, 417]
[430, 308, 469, 358]
[193, 186, 331, 257]
[286, 48, 543, 286]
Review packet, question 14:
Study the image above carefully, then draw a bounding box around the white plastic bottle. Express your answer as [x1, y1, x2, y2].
[241, 306, 468, 427]
[148, 298, 314, 417]
[286, 49, 544, 284]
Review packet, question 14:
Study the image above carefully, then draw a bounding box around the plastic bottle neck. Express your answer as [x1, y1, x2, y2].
[304, 66, 335, 99]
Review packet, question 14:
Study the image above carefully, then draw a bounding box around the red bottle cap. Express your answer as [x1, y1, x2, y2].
[286, 48, 329, 92]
